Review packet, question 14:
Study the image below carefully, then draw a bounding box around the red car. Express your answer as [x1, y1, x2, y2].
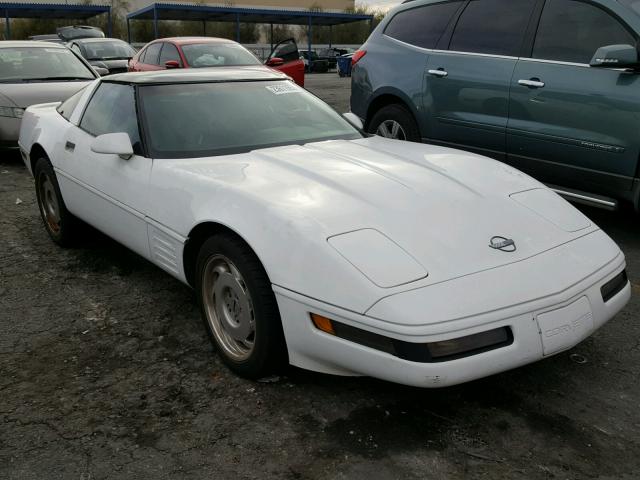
[128, 36, 304, 87]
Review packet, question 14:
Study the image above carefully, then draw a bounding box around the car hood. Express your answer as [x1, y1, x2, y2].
[165, 136, 598, 289]
[0, 81, 91, 108]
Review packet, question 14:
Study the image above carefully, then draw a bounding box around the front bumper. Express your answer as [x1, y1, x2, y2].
[275, 231, 629, 388]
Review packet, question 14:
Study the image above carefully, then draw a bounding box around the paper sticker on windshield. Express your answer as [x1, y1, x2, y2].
[45, 48, 68, 53]
[265, 83, 300, 95]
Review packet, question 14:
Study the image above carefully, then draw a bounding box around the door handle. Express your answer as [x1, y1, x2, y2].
[428, 69, 448, 78]
[65, 141, 75, 152]
[518, 79, 545, 88]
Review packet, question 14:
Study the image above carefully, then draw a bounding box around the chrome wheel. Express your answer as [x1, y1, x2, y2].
[376, 120, 406, 140]
[201, 254, 255, 361]
[37, 172, 61, 234]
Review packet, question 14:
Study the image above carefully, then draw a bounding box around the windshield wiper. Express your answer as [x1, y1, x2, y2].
[24, 76, 94, 82]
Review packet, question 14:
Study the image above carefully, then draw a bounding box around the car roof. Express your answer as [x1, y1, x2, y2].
[73, 37, 128, 44]
[0, 40, 66, 49]
[152, 36, 237, 46]
[106, 66, 288, 84]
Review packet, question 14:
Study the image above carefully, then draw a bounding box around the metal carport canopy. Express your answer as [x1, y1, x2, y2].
[126, 3, 373, 51]
[1, 3, 112, 39]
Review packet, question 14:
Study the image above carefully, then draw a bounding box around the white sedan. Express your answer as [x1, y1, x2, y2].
[18, 67, 630, 387]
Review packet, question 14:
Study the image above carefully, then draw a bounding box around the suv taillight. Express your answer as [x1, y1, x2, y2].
[351, 50, 366, 66]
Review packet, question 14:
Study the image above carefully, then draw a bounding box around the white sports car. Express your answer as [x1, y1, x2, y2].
[18, 67, 630, 387]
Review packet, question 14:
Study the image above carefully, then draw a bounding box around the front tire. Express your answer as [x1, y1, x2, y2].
[195, 234, 287, 379]
[34, 157, 80, 247]
[368, 104, 421, 142]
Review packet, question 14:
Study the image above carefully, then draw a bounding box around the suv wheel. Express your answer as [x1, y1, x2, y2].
[368, 104, 421, 142]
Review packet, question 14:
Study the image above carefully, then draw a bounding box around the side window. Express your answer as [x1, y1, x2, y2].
[533, 0, 635, 64]
[144, 42, 162, 65]
[57, 87, 86, 121]
[384, 1, 463, 49]
[159, 42, 181, 66]
[70, 44, 83, 57]
[138, 47, 147, 63]
[449, 0, 536, 56]
[80, 83, 142, 153]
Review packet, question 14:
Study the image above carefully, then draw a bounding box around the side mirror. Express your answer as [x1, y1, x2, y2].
[590, 44, 639, 68]
[342, 112, 364, 130]
[94, 66, 109, 76]
[165, 60, 180, 69]
[90, 132, 133, 160]
[266, 57, 285, 67]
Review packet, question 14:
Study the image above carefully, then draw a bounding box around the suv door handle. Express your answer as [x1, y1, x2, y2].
[518, 78, 545, 88]
[428, 69, 448, 78]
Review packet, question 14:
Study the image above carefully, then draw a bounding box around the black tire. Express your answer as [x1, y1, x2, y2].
[195, 233, 287, 379]
[34, 157, 80, 247]
[368, 104, 421, 142]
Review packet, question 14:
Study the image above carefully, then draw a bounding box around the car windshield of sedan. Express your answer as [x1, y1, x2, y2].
[139, 80, 363, 158]
[0, 47, 95, 82]
[82, 40, 136, 60]
[181, 43, 261, 67]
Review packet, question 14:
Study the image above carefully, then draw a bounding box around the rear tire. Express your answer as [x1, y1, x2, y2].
[34, 157, 81, 247]
[195, 233, 287, 379]
[368, 104, 421, 142]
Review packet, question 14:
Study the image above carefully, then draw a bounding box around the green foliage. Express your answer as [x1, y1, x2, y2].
[308, 3, 385, 46]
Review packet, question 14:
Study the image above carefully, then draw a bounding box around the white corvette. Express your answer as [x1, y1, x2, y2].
[18, 68, 630, 387]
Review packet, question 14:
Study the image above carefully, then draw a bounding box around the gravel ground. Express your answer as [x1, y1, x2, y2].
[1, 74, 639, 480]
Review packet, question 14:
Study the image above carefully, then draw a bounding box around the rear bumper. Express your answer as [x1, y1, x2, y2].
[275, 231, 629, 388]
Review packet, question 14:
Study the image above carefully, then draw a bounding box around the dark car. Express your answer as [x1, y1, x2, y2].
[301, 51, 329, 73]
[351, 0, 640, 211]
[67, 38, 136, 75]
[318, 47, 352, 68]
[56, 25, 104, 42]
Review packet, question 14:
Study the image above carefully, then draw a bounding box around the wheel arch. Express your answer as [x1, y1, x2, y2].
[365, 89, 423, 136]
[29, 143, 49, 176]
[183, 221, 264, 288]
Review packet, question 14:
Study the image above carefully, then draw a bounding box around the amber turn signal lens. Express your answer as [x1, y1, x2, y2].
[310, 313, 335, 335]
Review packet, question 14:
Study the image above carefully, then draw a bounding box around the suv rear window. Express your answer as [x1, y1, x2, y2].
[384, 1, 463, 49]
[449, 0, 536, 56]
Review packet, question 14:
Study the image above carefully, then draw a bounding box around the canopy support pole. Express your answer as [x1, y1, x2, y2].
[236, 13, 240, 42]
[202, 20, 206, 36]
[153, 5, 158, 39]
[5, 10, 10, 40]
[307, 15, 312, 55]
[127, 17, 131, 43]
[329, 24, 332, 48]
[107, 9, 112, 37]
[270, 23, 273, 50]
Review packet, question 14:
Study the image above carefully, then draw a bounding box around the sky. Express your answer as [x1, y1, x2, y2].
[359, 0, 401, 11]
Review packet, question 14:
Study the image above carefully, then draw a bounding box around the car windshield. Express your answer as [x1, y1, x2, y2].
[82, 40, 136, 60]
[0, 47, 95, 82]
[139, 80, 363, 158]
[181, 43, 261, 67]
